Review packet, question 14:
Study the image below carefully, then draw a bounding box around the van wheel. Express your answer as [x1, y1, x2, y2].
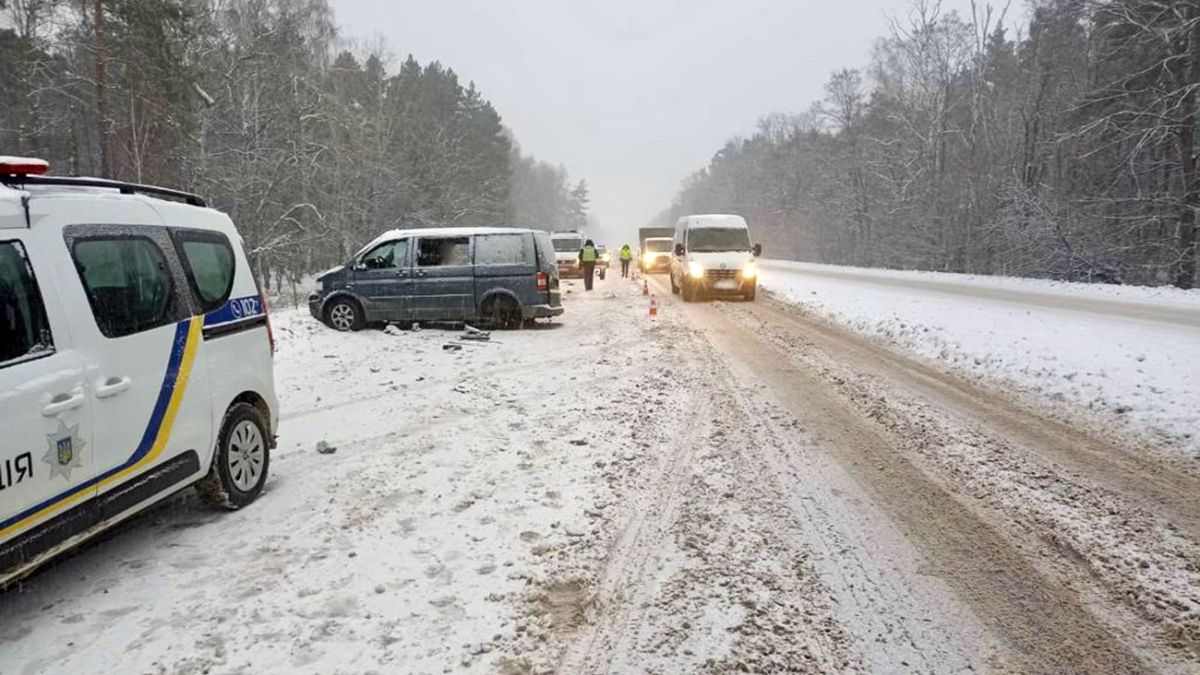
[197, 403, 270, 510]
[681, 278, 697, 302]
[483, 295, 522, 330]
[670, 273, 680, 295]
[326, 298, 363, 332]
[744, 283, 757, 301]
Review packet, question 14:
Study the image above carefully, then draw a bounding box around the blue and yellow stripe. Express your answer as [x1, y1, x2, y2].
[0, 317, 202, 539]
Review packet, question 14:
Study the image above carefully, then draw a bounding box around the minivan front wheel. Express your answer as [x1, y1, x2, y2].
[482, 295, 522, 330]
[326, 298, 363, 331]
[198, 403, 270, 510]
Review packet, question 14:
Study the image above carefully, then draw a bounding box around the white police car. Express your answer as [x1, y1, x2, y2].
[0, 157, 278, 585]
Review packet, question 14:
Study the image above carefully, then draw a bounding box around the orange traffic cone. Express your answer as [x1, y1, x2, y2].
[642, 279, 649, 296]
[649, 295, 658, 319]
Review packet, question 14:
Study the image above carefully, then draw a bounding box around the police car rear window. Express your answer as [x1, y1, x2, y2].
[73, 236, 180, 338]
[0, 241, 54, 366]
[174, 230, 235, 311]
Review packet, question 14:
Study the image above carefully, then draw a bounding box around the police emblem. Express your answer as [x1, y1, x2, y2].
[43, 420, 85, 480]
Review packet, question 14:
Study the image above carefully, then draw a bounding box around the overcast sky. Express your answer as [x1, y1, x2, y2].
[329, 0, 989, 241]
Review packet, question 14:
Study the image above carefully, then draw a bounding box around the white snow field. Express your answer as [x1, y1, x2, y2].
[2, 265, 1198, 674]
[757, 260, 1200, 455]
[0, 277, 671, 674]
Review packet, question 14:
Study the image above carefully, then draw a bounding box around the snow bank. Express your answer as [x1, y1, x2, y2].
[758, 260, 1200, 454]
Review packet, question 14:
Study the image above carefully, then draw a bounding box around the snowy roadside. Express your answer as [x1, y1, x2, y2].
[757, 260, 1200, 455]
[0, 275, 665, 674]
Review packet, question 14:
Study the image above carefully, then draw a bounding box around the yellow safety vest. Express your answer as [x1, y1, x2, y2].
[581, 246, 598, 263]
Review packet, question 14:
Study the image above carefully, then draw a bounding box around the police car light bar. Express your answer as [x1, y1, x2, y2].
[0, 156, 51, 176]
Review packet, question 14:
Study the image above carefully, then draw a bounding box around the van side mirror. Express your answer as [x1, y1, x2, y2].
[674, 243, 685, 256]
[753, 244, 762, 257]
[352, 261, 367, 271]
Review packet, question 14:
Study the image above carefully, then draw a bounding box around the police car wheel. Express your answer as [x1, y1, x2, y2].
[326, 298, 363, 331]
[197, 403, 270, 510]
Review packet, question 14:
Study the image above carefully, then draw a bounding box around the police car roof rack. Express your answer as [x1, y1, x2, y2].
[0, 174, 208, 208]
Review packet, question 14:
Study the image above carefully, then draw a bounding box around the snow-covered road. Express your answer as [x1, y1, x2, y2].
[758, 260, 1200, 455]
[2, 264, 1198, 674]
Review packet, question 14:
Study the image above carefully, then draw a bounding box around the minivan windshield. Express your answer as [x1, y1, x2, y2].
[552, 237, 583, 253]
[644, 239, 672, 252]
[688, 228, 751, 253]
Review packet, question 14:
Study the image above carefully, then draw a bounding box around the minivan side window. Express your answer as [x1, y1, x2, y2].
[0, 241, 54, 366]
[475, 234, 533, 266]
[175, 229, 235, 312]
[417, 237, 470, 267]
[72, 236, 184, 338]
[361, 239, 408, 270]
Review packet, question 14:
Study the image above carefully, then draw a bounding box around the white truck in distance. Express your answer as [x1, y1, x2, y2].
[550, 231, 585, 278]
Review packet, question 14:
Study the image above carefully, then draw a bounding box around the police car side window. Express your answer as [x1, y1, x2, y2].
[72, 236, 183, 338]
[0, 241, 54, 367]
[173, 229, 235, 312]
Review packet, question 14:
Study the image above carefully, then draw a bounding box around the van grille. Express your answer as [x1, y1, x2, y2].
[706, 269, 739, 279]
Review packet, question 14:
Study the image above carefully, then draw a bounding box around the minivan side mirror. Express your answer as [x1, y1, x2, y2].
[674, 243, 685, 256]
[352, 261, 367, 271]
[753, 243, 762, 257]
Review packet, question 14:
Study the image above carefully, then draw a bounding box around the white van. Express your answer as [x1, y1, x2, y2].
[669, 214, 762, 301]
[0, 157, 278, 585]
[550, 231, 585, 278]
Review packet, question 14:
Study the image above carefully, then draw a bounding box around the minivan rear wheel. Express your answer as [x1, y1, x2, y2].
[197, 403, 270, 510]
[482, 295, 522, 330]
[326, 297, 363, 331]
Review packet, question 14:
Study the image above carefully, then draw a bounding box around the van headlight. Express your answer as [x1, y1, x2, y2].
[687, 261, 705, 278]
[741, 262, 758, 279]
[643, 252, 655, 265]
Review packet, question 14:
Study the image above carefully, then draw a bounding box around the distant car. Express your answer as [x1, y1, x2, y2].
[669, 214, 762, 301]
[596, 245, 609, 280]
[550, 231, 585, 278]
[641, 237, 673, 273]
[0, 156, 279, 586]
[310, 227, 564, 330]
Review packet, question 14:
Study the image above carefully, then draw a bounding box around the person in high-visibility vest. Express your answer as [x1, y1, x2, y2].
[619, 244, 633, 278]
[579, 239, 599, 291]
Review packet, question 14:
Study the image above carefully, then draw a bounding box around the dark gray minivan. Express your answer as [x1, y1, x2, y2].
[309, 227, 563, 330]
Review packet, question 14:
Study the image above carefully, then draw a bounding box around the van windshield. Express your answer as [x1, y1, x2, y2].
[688, 228, 751, 253]
[552, 238, 582, 253]
[644, 239, 672, 252]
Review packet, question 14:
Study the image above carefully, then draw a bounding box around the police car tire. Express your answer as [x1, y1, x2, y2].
[197, 403, 270, 510]
[326, 297, 364, 332]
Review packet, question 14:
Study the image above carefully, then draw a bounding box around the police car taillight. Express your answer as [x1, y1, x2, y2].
[260, 293, 276, 355]
[0, 156, 50, 176]
[536, 271, 549, 292]
[252, 275, 276, 356]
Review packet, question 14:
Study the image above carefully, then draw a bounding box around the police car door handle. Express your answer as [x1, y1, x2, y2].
[95, 376, 133, 399]
[42, 389, 85, 417]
